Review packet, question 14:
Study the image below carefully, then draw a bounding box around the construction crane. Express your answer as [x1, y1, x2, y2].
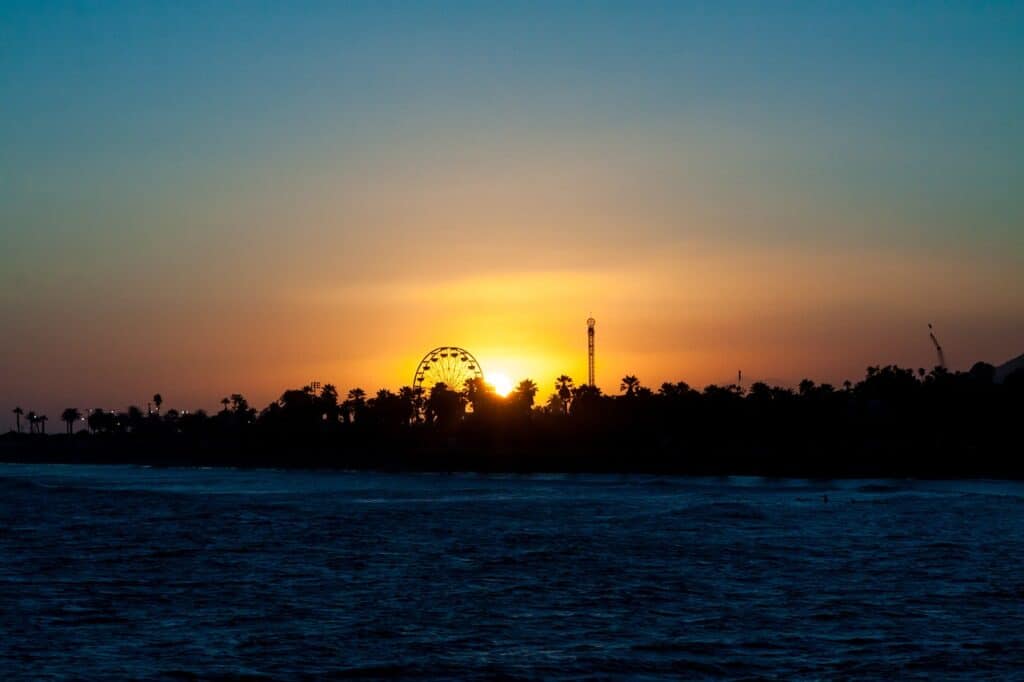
[928, 323, 946, 370]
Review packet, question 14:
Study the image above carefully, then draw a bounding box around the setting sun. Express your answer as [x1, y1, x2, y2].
[488, 372, 514, 397]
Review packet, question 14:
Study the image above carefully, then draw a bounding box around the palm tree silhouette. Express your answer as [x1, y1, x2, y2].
[320, 384, 338, 401]
[12, 406, 23, 433]
[318, 384, 340, 422]
[620, 375, 640, 396]
[398, 386, 422, 425]
[513, 379, 539, 409]
[153, 394, 163, 415]
[26, 411, 37, 434]
[61, 408, 82, 435]
[555, 375, 574, 415]
[424, 382, 465, 427]
[220, 397, 230, 413]
[344, 388, 367, 423]
[38, 414, 48, 434]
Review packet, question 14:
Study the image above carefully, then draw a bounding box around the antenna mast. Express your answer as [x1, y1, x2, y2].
[928, 323, 946, 370]
[587, 317, 596, 386]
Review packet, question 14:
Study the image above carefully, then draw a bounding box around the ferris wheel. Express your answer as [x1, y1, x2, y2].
[412, 346, 483, 393]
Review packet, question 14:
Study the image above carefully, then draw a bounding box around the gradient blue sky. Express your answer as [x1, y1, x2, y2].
[2, 1, 1023, 420]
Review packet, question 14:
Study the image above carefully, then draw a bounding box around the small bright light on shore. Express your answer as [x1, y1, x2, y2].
[489, 372, 513, 397]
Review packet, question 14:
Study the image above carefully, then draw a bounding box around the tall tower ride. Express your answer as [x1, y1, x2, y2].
[587, 317, 596, 386]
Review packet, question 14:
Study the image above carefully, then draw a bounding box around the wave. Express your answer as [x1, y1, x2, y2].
[856, 484, 904, 493]
[669, 500, 767, 521]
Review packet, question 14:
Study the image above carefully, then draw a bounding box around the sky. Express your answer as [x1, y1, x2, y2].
[2, 1, 1023, 421]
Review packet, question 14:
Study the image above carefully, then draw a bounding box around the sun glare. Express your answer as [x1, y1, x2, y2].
[488, 372, 514, 397]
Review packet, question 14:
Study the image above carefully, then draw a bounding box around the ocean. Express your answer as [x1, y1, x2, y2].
[2, 464, 1023, 679]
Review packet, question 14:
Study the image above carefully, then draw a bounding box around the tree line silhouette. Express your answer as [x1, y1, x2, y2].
[4, 362, 1023, 477]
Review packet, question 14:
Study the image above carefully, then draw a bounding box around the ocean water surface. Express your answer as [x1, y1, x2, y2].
[1, 464, 1023, 679]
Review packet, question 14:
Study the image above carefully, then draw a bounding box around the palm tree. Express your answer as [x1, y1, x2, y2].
[320, 384, 338, 402]
[620, 374, 641, 397]
[152, 393, 163, 415]
[398, 386, 422, 425]
[513, 379, 539, 409]
[61, 408, 82, 435]
[38, 414, 48, 434]
[220, 397, 230, 413]
[26, 411, 37, 434]
[425, 382, 465, 428]
[318, 384, 340, 422]
[555, 375, 574, 414]
[343, 388, 367, 424]
[12, 406, 23, 433]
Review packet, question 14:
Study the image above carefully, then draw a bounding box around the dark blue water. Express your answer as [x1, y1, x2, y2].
[2, 465, 1023, 680]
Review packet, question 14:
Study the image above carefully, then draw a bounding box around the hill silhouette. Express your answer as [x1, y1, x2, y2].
[995, 353, 1024, 383]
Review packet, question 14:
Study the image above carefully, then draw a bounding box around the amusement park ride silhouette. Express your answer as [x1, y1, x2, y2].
[412, 319, 598, 394]
[412, 347, 484, 393]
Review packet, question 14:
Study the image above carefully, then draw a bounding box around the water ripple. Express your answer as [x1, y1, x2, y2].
[1, 464, 1023, 679]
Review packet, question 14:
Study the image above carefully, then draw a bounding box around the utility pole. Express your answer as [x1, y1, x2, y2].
[587, 317, 596, 387]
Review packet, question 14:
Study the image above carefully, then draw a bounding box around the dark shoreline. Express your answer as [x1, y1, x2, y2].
[8, 363, 1021, 480]
[3, 433, 1020, 480]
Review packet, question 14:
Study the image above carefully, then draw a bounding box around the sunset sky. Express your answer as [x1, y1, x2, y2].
[2, 2, 1023, 420]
